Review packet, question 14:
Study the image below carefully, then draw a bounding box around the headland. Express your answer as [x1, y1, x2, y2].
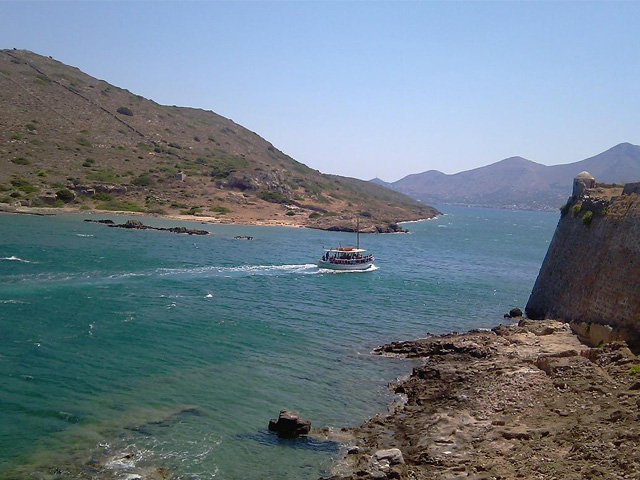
[324, 174, 640, 479]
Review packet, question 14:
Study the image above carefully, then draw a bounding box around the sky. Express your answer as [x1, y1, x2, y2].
[2, 1, 639, 182]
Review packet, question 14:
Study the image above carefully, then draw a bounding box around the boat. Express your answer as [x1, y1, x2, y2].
[317, 217, 375, 271]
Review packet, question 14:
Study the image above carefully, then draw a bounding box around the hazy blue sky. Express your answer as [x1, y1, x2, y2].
[2, 1, 639, 181]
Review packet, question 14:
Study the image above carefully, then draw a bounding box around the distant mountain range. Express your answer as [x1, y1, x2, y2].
[373, 143, 640, 211]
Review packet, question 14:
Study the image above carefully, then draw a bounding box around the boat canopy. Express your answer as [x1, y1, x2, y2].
[325, 247, 367, 253]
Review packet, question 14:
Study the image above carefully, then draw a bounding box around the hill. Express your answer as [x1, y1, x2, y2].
[384, 143, 640, 211]
[0, 49, 438, 231]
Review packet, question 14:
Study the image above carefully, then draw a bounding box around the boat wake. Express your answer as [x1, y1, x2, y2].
[1, 255, 32, 263]
[318, 264, 379, 274]
[157, 263, 320, 278]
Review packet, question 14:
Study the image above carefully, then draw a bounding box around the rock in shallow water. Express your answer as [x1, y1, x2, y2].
[268, 409, 311, 437]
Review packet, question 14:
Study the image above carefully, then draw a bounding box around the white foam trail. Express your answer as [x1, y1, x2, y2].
[1, 255, 31, 263]
[318, 264, 379, 274]
[76, 234, 94, 237]
[157, 263, 319, 277]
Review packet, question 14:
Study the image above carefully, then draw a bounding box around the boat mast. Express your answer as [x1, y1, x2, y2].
[356, 215, 360, 250]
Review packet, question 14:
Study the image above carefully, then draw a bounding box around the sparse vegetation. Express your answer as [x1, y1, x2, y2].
[11, 157, 30, 165]
[258, 190, 290, 204]
[560, 203, 570, 218]
[309, 212, 321, 219]
[209, 205, 231, 215]
[76, 137, 92, 147]
[11, 178, 39, 194]
[93, 193, 113, 202]
[56, 188, 74, 202]
[132, 174, 155, 187]
[582, 210, 594, 225]
[116, 106, 133, 116]
[86, 169, 118, 183]
[95, 199, 144, 212]
[629, 365, 640, 375]
[571, 204, 582, 218]
[181, 206, 202, 215]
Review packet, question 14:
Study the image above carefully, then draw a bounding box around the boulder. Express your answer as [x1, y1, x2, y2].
[124, 220, 144, 228]
[268, 409, 311, 437]
[504, 307, 523, 318]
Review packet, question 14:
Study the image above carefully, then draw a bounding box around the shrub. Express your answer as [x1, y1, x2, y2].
[258, 190, 290, 204]
[168, 142, 182, 149]
[86, 169, 118, 183]
[582, 210, 594, 226]
[571, 204, 582, 218]
[117, 106, 133, 116]
[11, 157, 30, 165]
[96, 199, 143, 212]
[26, 123, 37, 132]
[209, 205, 231, 215]
[629, 365, 640, 375]
[93, 192, 112, 202]
[11, 133, 22, 140]
[180, 206, 202, 215]
[56, 188, 74, 202]
[82, 158, 95, 167]
[11, 178, 39, 193]
[309, 212, 321, 219]
[76, 137, 92, 147]
[132, 174, 155, 187]
[359, 211, 373, 218]
[37, 170, 47, 177]
[560, 204, 569, 218]
[286, 210, 295, 216]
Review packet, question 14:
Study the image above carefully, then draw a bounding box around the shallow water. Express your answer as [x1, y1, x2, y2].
[0, 207, 558, 479]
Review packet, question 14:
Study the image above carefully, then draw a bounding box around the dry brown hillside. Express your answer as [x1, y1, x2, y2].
[0, 49, 438, 231]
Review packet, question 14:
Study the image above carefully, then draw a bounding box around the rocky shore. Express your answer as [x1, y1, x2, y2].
[326, 319, 640, 480]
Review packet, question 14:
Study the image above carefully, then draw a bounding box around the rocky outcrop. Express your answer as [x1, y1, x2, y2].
[325, 320, 640, 480]
[268, 409, 311, 438]
[84, 219, 209, 235]
[525, 182, 640, 345]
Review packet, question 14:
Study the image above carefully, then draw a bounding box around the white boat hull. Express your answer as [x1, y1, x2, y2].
[317, 260, 374, 271]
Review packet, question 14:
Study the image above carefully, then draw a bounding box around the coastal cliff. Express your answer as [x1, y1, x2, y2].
[526, 179, 640, 345]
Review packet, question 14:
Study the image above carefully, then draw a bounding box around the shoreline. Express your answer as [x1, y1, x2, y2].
[0, 204, 440, 232]
[325, 319, 640, 479]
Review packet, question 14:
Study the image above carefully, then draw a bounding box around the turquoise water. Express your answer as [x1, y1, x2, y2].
[0, 207, 558, 479]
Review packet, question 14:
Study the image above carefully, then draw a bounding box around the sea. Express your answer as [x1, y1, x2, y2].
[0, 206, 558, 479]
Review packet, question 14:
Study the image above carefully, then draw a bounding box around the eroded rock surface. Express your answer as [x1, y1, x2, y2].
[326, 320, 640, 480]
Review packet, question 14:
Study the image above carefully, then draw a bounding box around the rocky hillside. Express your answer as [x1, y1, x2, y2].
[0, 49, 438, 231]
[381, 143, 640, 211]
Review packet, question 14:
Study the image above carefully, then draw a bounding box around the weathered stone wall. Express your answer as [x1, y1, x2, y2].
[526, 192, 640, 341]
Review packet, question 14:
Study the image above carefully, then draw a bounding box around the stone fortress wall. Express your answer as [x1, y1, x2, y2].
[526, 173, 640, 345]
